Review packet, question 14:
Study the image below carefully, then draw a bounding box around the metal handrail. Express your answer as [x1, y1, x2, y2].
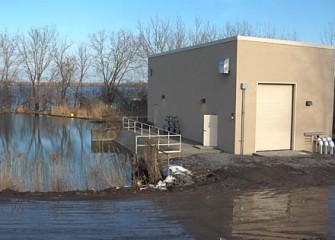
[122, 116, 181, 154]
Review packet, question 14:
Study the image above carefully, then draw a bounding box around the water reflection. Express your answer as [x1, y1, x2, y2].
[0, 187, 334, 239]
[0, 114, 132, 192]
[153, 186, 335, 239]
[232, 188, 331, 239]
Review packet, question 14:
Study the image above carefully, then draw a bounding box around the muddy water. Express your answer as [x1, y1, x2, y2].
[1, 186, 335, 239]
[0, 114, 132, 192]
[156, 186, 335, 239]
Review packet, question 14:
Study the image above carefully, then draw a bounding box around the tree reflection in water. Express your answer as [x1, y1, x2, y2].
[0, 114, 132, 192]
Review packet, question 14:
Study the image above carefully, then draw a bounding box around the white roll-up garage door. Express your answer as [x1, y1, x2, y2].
[256, 84, 293, 151]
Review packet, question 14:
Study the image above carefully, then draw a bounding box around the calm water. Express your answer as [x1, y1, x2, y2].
[0, 186, 334, 239]
[0, 113, 132, 192]
[0, 198, 193, 240]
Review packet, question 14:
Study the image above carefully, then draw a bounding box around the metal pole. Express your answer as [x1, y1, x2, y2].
[135, 136, 138, 154]
[158, 129, 160, 151]
[167, 154, 170, 177]
[240, 83, 248, 155]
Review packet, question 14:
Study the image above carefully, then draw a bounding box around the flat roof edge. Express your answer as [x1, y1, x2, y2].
[149, 36, 238, 58]
[149, 35, 334, 58]
[237, 36, 335, 50]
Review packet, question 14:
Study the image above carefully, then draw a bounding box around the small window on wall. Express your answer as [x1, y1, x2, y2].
[149, 68, 153, 76]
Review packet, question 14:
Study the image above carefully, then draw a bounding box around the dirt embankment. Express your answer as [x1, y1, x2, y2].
[1, 152, 335, 199]
[168, 152, 335, 190]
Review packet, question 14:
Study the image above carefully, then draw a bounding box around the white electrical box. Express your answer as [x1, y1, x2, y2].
[218, 58, 229, 74]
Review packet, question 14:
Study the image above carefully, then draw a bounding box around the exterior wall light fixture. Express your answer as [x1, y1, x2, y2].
[306, 101, 313, 106]
[201, 98, 206, 103]
[161, 95, 165, 100]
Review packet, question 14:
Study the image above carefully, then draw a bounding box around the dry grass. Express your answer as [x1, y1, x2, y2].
[75, 108, 88, 118]
[51, 105, 71, 117]
[89, 151, 132, 188]
[14, 101, 122, 122]
[0, 150, 74, 192]
[141, 144, 162, 183]
[0, 153, 14, 190]
[0, 150, 24, 191]
[48, 153, 74, 192]
[0, 143, 131, 192]
[50, 101, 121, 120]
[88, 101, 105, 119]
[15, 105, 30, 114]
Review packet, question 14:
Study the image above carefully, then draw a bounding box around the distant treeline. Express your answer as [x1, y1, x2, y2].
[0, 81, 148, 88]
[0, 83, 147, 116]
[0, 16, 333, 113]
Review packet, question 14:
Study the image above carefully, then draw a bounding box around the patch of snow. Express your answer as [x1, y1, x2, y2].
[145, 165, 192, 190]
[169, 165, 192, 175]
[165, 175, 176, 183]
[147, 175, 176, 190]
[155, 180, 166, 188]
[149, 180, 167, 190]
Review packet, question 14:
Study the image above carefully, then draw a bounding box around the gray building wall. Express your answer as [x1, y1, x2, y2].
[148, 38, 238, 153]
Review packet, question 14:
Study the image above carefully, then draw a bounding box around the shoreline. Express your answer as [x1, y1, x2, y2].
[0, 109, 114, 123]
[1, 152, 335, 200]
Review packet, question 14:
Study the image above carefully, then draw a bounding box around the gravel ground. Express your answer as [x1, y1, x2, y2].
[165, 152, 335, 190]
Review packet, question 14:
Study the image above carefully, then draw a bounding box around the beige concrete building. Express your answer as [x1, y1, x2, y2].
[148, 36, 334, 154]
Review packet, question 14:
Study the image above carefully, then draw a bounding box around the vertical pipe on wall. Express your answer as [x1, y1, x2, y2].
[240, 83, 248, 155]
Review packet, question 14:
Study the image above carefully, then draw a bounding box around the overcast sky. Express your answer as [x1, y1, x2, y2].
[0, 0, 334, 44]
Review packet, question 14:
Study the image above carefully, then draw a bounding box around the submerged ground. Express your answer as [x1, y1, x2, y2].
[1, 152, 335, 239]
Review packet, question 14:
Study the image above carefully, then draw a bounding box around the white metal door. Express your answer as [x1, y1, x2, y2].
[256, 84, 293, 151]
[203, 115, 218, 147]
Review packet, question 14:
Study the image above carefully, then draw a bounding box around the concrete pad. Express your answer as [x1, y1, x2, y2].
[193, 145, 214, 150]
[114, 129, 222, 158]
[253, 150, 311, 157]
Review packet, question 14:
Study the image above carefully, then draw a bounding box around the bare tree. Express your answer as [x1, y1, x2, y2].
[321, 20, 335, 45]
[137, 16, 174, 57]
[137, 16, 176, 84]
[0, 32, 19, 82]
[0, 31, 20, 110]
[221, 20, 298, 41]
[17, 26, 57, 112]
[73, 43, 91, 107]
[222, 20, 254, 38]
[90, 30, 139, 104]
[172, 15, 188, 49]
[136, 16, 189, 82]
[188, 17, 221, 45]
[54, 40, 76, 105]
[136, 15, 220, 58]
[256, 22, 298, 41]
[321, 20, 335, 77]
